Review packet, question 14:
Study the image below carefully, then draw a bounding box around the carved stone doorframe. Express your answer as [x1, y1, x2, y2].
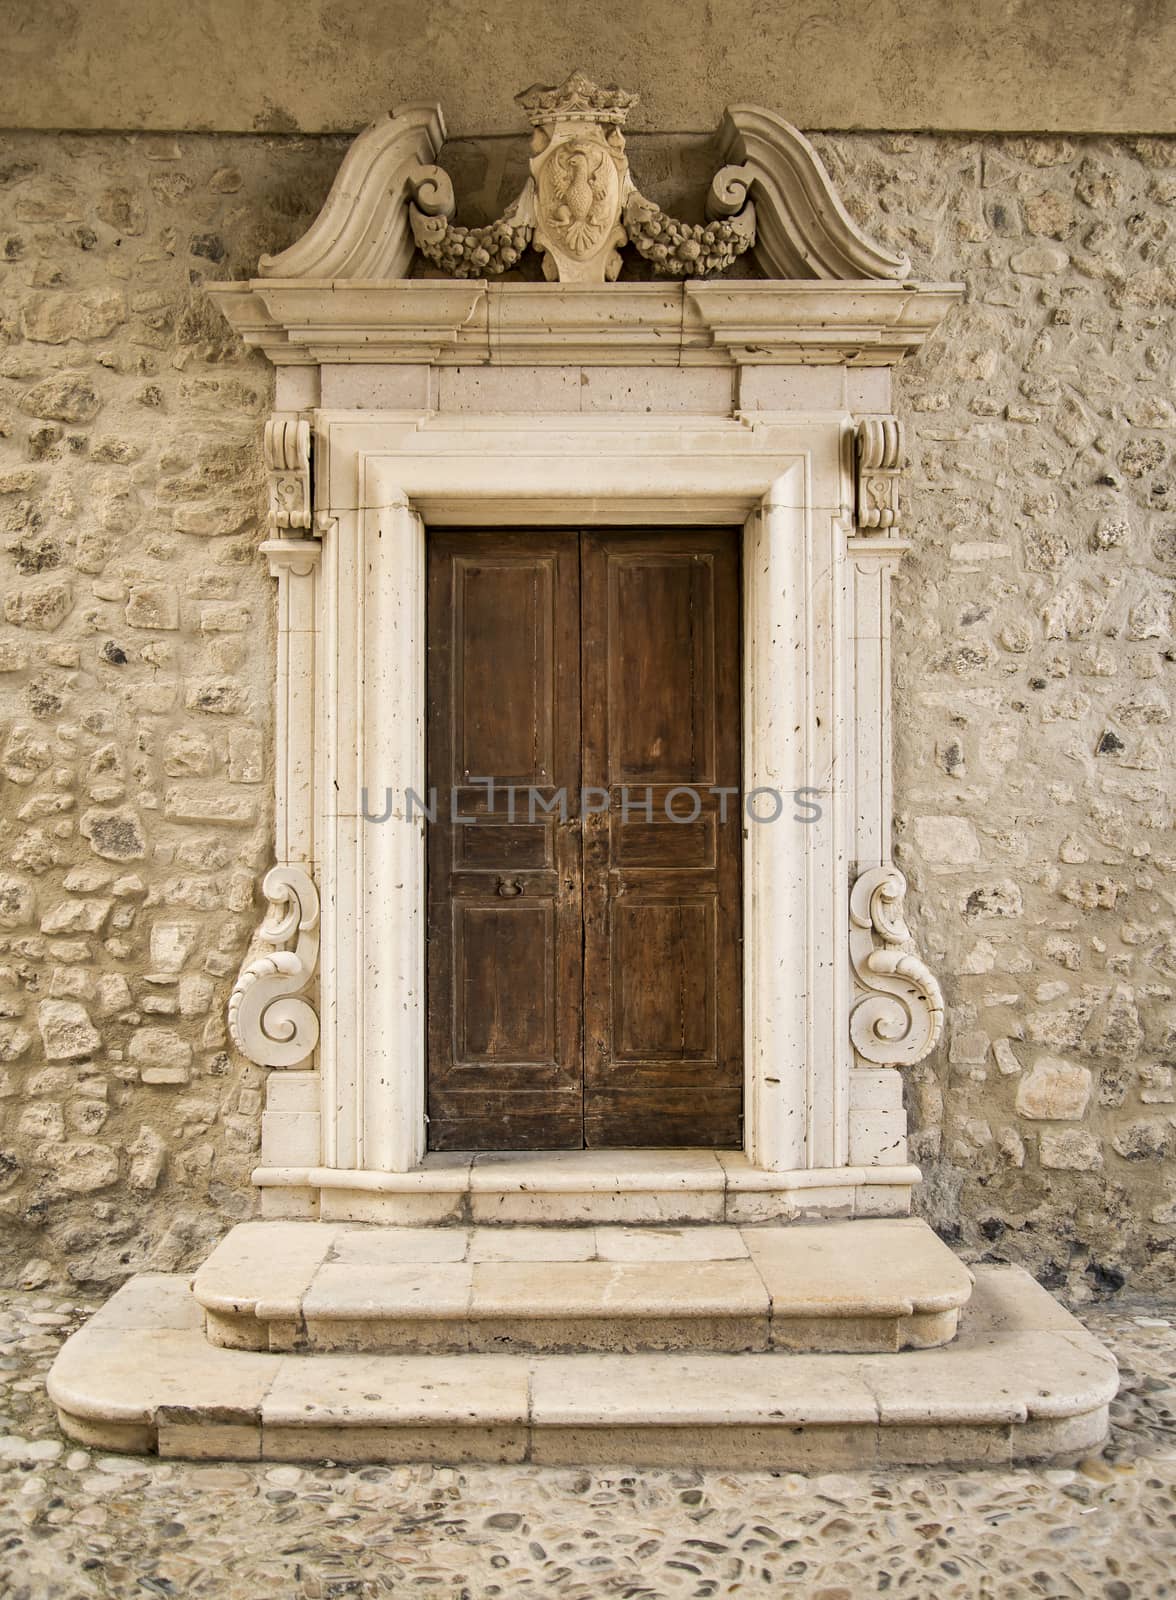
[212, 77, 960, 1219]
[229, 407, 943, 1211]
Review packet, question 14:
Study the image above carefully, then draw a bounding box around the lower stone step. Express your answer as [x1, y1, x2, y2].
[47, 1265, 1117, 1468]
[192, 1217, 974, 1355]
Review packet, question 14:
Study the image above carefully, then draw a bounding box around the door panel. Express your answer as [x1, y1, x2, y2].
[581, 531, 742, 1148]
[453, 556, 556, 783]
[427, 527, 741, 1151]
[427, 532, 582, 1151]
[454, 903, 555, 1061]
[606, 553, 717, 784]
[611, 898, 715, 1058]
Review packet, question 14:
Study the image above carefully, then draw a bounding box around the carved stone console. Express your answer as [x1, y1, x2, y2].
[210, 75, 961, 1218]
[227, 864, 320, 1069]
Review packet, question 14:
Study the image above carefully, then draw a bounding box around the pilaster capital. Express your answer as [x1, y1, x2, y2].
[260, 537, 322, 580]
[264, 415, 313, 535]
[855, 416, 906, 534]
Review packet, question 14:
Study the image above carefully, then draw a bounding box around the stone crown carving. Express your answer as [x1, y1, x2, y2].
[516, 70, 638, 126]
[257, 73, 910, 285]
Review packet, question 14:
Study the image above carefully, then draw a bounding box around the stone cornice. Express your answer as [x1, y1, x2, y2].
[208, 278, 963, 368]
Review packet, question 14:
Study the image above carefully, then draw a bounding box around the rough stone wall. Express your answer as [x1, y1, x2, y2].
[814, 131, 1176, 1299]
[0, 127, 1172, 1296]
[0, 132, 345, 1288]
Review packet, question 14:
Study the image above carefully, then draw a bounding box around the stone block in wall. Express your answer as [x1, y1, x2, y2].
[849, 1068, 908, 1166]
[1015, 1058, 1093, 1121]
[36, 1001, 100, 1062]
[128, 1029, 192, 1085]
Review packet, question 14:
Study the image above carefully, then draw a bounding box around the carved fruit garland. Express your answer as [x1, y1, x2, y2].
[624, 165, 756, 277]
[409, 171, 533, 278]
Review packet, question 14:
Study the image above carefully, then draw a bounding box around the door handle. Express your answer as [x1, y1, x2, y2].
[495, 876, 524, 898]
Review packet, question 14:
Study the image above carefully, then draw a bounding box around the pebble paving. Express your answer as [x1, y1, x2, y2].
[0, 1291, 1172, 1598]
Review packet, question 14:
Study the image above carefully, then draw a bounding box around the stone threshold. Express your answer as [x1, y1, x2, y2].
[193, 1218, 973, 1355]
[47, 1266, 1118, 1469]
[254, 1150, 922, 1226]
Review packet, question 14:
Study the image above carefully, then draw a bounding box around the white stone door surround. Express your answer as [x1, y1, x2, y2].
[335, 411, 842, 1179]
[236, 394, 944, 1209]
[212, 83, 960, 1219]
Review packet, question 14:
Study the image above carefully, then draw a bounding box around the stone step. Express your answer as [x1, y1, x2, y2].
[256, 1150, 921, 1227]
[192, 1218, 974, 1355]
[47, 1266, 1118, 1469]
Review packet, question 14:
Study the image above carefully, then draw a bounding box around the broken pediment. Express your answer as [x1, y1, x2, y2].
[256, 72, 910, 286]
[210, 73, 961, 368]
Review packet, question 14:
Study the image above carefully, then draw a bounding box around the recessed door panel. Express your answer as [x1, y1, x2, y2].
[610, 898, 715, 1060]
[453, 556, 556, 784]
[455, 903, 555, 1062]
[607, 553, 718, 784]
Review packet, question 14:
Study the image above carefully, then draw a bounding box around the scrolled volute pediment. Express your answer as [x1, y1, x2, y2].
[258, 72, 909, 286]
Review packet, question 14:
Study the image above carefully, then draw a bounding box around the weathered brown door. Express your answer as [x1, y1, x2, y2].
[580, 531, 742, 1146]
[427, 528, 741, 1150]
[426, 533, 584, 1151]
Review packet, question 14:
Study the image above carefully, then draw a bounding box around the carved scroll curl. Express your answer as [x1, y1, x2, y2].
[850, 865, 943, 1067]
[259, 103, 446, 279]
[717, 105, 911, 280]
[228, 865, 320, 1069]
[264, 416, 311, 535]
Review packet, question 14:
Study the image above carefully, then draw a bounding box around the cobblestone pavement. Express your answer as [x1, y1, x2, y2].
[0, 1291, 1172, 1599]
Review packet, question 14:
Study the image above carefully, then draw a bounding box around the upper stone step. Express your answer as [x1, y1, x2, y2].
[193, 1217, 973, 1356]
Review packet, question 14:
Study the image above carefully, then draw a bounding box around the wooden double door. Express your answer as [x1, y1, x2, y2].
[426, 528, 742, 1150]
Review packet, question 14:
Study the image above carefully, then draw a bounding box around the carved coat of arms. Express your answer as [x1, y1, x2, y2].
[408, 71, 757, 284]
[519, 73, 633, 283]
[540, 137, 619, 258]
